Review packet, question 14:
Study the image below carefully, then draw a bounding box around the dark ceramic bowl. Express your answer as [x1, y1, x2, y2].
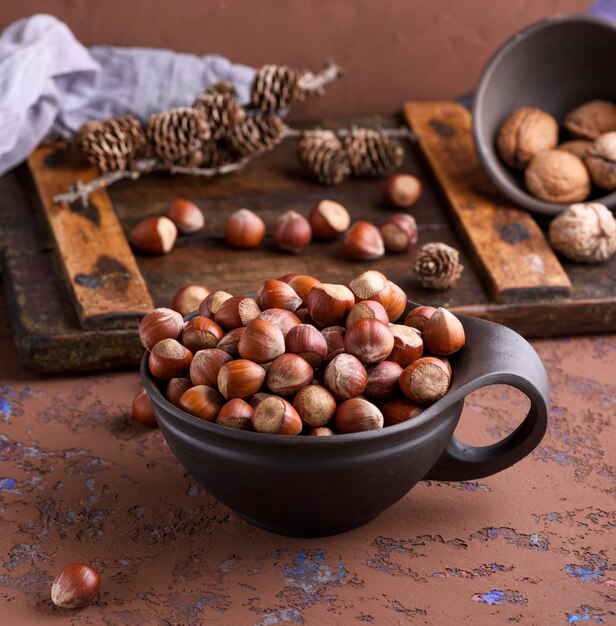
[142, 305, 549, 537]
[472, 14, 616, 216]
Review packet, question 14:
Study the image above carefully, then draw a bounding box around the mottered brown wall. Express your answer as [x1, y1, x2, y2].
[1, 0, 589, 118]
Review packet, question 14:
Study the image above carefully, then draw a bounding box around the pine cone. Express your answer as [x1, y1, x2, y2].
[107, 115, 147, 155]
[298, 130, 351, 185]
[192, 92, 246, 138]
[250, 64, 303, 113]
[344, 128, 404, 178]
[145, 107, 211, 165]
[208, 80, 237, 98]
[413, 242, 464, 290]
[228, 114, 286, 157]
[199, 139, 239, 168]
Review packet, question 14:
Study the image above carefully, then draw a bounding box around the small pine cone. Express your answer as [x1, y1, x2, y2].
[344, 128, 404, 178]
[107, 115, 147, 155]
[298, 130, 351, 185]
[208, 80, 237, 98]
[199, 138, 239, 168]
[250, 64, 303, 113]
[145, 107, 211, 165]
[192, 92, 246, 138]
[76, 119, 135, 173]
[413, 242, 464, 290]
[228, 114, 286, 157]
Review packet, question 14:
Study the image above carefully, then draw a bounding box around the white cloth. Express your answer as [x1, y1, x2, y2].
[0, 14, 255, 176]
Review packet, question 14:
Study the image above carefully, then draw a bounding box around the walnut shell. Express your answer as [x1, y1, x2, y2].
[564, 100, 616, 140]
[584, 132, 616, 191]
[496, 107, 558, 169]
[549, 202, 616, 263]
[525, 150, 590, 204]
[558, 140, 592, 160]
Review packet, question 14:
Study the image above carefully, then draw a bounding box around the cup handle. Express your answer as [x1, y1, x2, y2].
[423, 315, 550, 481]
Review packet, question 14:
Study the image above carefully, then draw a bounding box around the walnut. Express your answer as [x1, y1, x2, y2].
[564, 100, 616, 140]
[549, 202, 616, 263]
[412, 242, 464, 290]
[525, 150, 590, 204]
[584, 131, 616, 191]
[496, 107, 558, 169]
[558, 139, 592, 160]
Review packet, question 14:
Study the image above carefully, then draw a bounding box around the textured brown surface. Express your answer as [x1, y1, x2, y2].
[0, 280, 615, 624]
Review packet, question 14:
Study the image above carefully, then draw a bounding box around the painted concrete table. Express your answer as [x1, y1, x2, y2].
[0, 286, 614, 625]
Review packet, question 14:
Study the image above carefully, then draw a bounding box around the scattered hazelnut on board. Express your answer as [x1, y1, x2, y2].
[138, 308, 184, 351]
[399, 357, 451, 405]
[564, 99, 616, 140]
[558, 140, 592, 161]
[293, 384, 337, 427]
[585, 132, 616, 191]
[380, 214, 418, 253]
[525, 150, 590, 204]
[148, 338, 193, 379]
[342, 221, 385, 261]
[272, 210, 312, 253]
[549, 202, 616, 263]
[51, 563, 100, 609]
[131, 216, 178, 254]
[382, 173, 422, 208]
[179, 385, 224, 421]
[308, 199, 351, 240]
[423, 307, 466, 356]
[189, 348, 233, 388]
[252, 396, 303, 435]
[413, 242, 464, 290]
[181, 317, 224, 352]
[496, 107, 559, 169]
[224, 208, 266, 249]
[238, 319, 286, 364]
[215, 398, 254, 430]
[165, 198, 204, 234]
[171, 284, 211, 317]
[132, 388, 157, 428]
[335, 397, 384, 433]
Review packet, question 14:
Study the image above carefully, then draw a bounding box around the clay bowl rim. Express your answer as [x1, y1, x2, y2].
[472, 13, 616, 216]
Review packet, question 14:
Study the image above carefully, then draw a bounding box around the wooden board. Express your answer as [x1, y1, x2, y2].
[1, 111, 615, 372]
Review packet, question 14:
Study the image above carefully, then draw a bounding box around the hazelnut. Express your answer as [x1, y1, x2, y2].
[307, 283, 355, 327]
[383, 173, 422, 208]
[387, 324, 424, 368]
[335, 398, 384, 433]
[238, 319, 286, 363]
[295, 308, 312, 323]
[148, 338, 193, 379]
[348, 271, 392, 307]
[181, 316, 224, 352]
[216, 398, 254, 430]
[217, 359, 266, 399]
[216, 326, 245, 357]
[385, 281, 407, 322]
[131, 216, 178, 254]
[288, 275, 321, 305]
[344, 318, 395, 365]
[308, 199, 351, 240]
[585, 132, 616, 191]
[549, 202, 616, 263]
[380, 214, 418, 252]
[342, 221, 385, 260]
[564, 100, 616, 140]
[171, 284, 211, 317]
[324, 353, 367, 400]
[364, 361, 403, 403]
[166, 377, 192, 407]
[132, 388, 157, 428]
[215, 296, 261, 330]
[423, 307, 465, 355]
[272, 210, 312, 253]
[165, 198, 204, 234]
[51, 563, 100, 609]
[138, 308, 184, 350]
[293, 385, 337, 427]
[404, 306, 436, 332]
[252, 396, 302, 435]
[345, 300, 390, 328]
[525, 150, 590, 204]
[278, 273, 299, 283]
[285, 324, 328, 368]
[558, 140, 592, 160]
[199, 291, 233, 319]
[382, 398, 423, 427]
[255, 279, 302, 311]
[189, 348, 232, 387]
[266, 354, 314, 396]
[320, 326, 346, 360]
[179, 385, 224, 421]
[258, 308, 302, 336]
[224, 208, 266, 248]
[249, 392, 274, 408]
[307, 427, 335, 436]
[496, 107, 558, 168]
[399, 357, 451, 405]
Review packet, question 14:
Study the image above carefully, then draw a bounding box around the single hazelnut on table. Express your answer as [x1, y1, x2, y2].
[285, 324, 328, 368]
[342, 221, 385, 260]
[399, 357, 451, 405]
[364, 361, 403, 403]
[216, 398, 254, 430]
[171, 284, 211, 317]
[252, 396, 303, 435]
[344, 318, 395, 365]
[307, 283, 355, 328]
[293, 384, 337, 428]
[382, 398, 423, 427]
[272, 210, 312, 253]
[404, 306, 436, 332]
[217, 359, 266, 399]
[380, 214, 418, 252]
[585, 132, 616, 191]
[216, 326, 245, 357]
[224, 208, 266, 249]
[387, 324, 424, 368]
[237, 319, 286, 363]
[496, 107, 558, 169]
[558, 140, 592, 161]
[345, 300, 390, 328]
[564, 99, 616, 140]
[189, 348, 232, 387]
[266, 353, 314, 396]
[258, 308, 302, 337]
[348, 270, 392, 307]
[308, 427, 335, 436]
[255, 279, 302, 311]
[525, 150, 590, 204]
[166, 377, 192, 407]
[215, 295, 261, 330]
[131, 216, 178, 255]
[179, 385, 224, 421]
[165, 198, 204, 234]
[423, 307, 465, 355]
[308, 199, 351, 240]
[335, 398, 384, 433]
[385, 280, 407, 322]
[181, 316, 224, 352]
[324, 353, 367, 401]
[383, 173, 422, 208]
[51, 562, 100, 609]
[138, 307, 184, 351]
[320, 325, 346, 360]
[148, 338, 193, 379]
[288, 275, 322, 306]
[132, 388, 157, 428]
[199, 290, 233, 319]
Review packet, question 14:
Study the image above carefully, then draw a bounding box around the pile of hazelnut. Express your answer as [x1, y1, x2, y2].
[134, 271, 465, 436]
[496, 99, 616, 203]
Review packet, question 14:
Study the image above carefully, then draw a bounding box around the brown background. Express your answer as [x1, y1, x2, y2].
[0, 0, 590, 119]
